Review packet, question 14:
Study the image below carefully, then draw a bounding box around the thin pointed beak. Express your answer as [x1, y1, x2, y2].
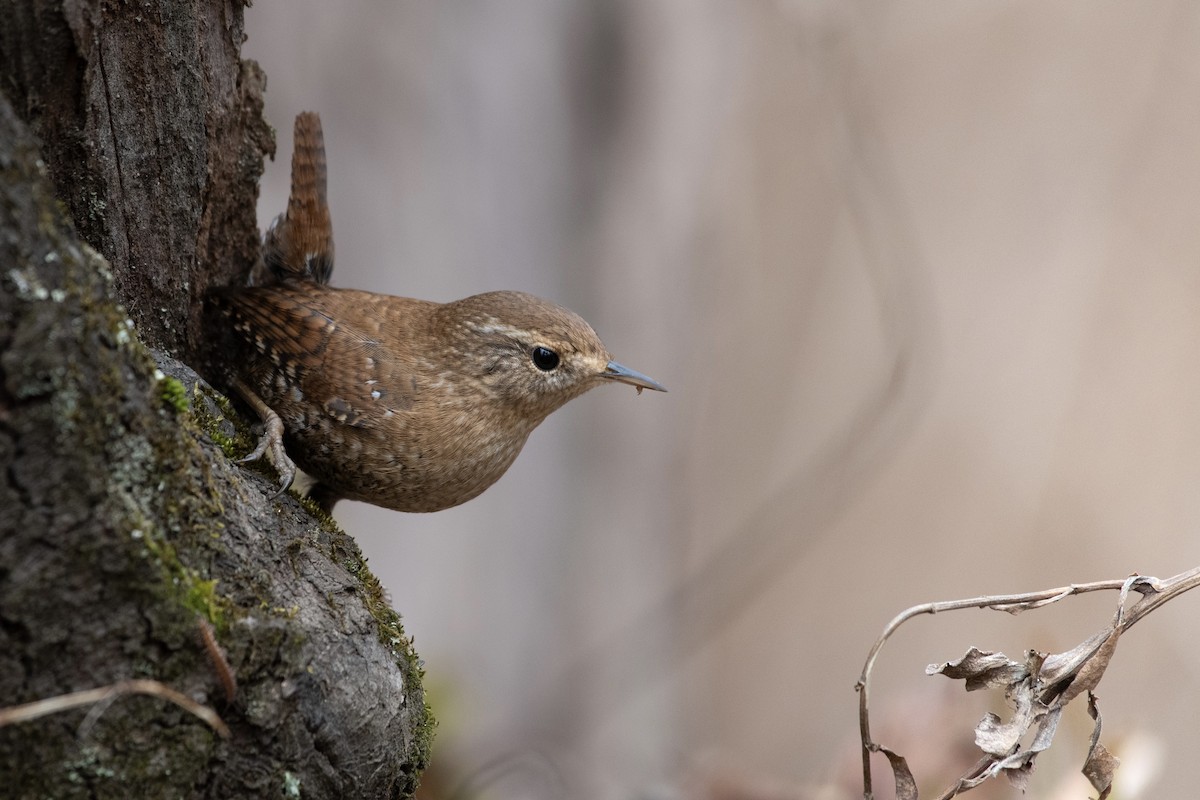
[600, 360, 667, 393]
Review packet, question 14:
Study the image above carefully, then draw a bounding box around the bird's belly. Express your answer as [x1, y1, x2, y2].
[285, 415, 530, 513]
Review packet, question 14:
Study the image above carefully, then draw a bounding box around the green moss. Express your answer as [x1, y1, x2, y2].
[189, 382, 255, 459]
[158, 375, 189, 413]
[102, 369, 240, 640]
[296, 492, 337, 526]
[139, 525, 234, 636]
[182, 578, 224, 625]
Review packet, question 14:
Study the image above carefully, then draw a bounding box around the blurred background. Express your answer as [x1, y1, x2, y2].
[246, 3, 1200, 798]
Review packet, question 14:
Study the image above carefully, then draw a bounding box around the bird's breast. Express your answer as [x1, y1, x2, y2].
[284, 383, 537, 512]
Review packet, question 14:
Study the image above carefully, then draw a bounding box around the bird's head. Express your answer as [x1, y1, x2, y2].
[441, 290, 665, 423]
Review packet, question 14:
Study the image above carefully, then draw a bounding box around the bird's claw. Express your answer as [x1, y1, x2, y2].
[271, 460, 296, 499]
[238, 434, 271, 465]
[233, 380, 297, 497]
[246, 415, 295, 496]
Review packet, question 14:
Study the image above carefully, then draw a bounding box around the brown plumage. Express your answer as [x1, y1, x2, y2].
[214, 113, 663, 513]
[261, 111, 334, 284]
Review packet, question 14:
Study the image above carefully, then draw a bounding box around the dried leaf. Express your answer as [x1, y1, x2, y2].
[974, 702, 1031, 757]
[880, 746, 919, 800]
[1034, 623, 1119, 708]
[1083, 693, 1119, 800]
[1058, 626, 1119, 707]
[1027, 704, 1062, 753]
[1038, 630, 1108, 690]
[973, 712, 1009, 756]
[926, 648, 1028, 691]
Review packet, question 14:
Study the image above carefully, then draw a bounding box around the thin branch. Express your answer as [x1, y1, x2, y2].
[0, 679, 231, 739]
[1118, 565, 1200, 631]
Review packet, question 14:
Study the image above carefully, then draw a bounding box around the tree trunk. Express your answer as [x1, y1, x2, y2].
[0, 3, 433, 798]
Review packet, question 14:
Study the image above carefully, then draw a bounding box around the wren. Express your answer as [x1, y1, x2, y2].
[213, 112, 664, 513]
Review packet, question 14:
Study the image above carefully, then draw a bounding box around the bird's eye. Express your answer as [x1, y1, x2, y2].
[531, 346, 560, 371]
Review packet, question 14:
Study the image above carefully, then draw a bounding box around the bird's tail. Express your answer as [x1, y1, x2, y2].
[261, 111, 334, 285]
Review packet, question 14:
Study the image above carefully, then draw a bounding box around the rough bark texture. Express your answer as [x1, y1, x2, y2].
[0, 3, 433, 798]
[0, 0, 269, 365]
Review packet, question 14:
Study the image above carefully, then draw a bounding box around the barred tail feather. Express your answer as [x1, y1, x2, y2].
[262, 111, 334, 284]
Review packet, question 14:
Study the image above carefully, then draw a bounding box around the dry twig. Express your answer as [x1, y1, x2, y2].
[856, 566, 1200, 799]
[0, 679, 231, 739]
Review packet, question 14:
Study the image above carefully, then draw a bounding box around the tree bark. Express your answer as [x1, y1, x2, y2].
[0, 3, 432, 798]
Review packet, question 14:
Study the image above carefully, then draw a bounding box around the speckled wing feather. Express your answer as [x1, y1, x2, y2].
[218, 284, 418, 431]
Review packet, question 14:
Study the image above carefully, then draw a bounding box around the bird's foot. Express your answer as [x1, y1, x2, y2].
[233, 379, 296, 497]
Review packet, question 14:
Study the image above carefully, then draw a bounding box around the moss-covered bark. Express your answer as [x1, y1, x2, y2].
[0, 3, 432, 797]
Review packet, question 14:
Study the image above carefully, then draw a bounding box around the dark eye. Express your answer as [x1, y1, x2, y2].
[531, 346, 560, 371]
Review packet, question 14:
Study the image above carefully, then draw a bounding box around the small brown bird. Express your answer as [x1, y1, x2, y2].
[215, 112, 664, 513]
